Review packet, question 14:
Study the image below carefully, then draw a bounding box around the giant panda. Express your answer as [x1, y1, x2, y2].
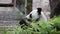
[19, 8, 48, 26]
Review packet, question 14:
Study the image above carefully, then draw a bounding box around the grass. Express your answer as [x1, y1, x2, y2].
[2, 16, 60, 34]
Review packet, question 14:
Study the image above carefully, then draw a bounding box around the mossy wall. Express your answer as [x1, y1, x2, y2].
[26, 0, 32, 14]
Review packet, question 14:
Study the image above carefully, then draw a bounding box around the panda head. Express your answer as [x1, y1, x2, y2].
[26, 8, 42, 21]
[19, 8, 42, 26]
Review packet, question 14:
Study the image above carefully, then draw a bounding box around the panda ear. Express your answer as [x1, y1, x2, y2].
[37, 8, 42, 12]
[37, 8, 42, 15]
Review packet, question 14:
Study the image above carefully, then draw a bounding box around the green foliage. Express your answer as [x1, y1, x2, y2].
[2, 28, 14, 34]
[3, 28, 7, 34]
[2, 16, 60, 34]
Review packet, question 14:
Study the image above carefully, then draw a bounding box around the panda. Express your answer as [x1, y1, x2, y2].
[19, 8, 48, 26]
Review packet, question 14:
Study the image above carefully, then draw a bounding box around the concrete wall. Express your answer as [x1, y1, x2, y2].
[32, 0, 50, 12]
[32, 0, 41, 10]
[0, 0, 12, 4]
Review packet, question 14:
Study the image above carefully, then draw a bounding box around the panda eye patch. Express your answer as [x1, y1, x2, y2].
[30, 14, 32, 18]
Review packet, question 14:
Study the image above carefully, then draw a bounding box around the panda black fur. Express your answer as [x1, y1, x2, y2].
[19, 18, 28, 26]
[19, 8, 47, 26]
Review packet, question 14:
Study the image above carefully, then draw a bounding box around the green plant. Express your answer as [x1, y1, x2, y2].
[2, 16, 60, 34]
[2, 28, 14, 34]
[13, 16, 60, 34]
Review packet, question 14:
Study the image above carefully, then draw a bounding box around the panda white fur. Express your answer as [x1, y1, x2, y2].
[19, 8, 48, 26]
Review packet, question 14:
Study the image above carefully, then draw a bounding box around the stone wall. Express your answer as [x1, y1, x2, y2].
[26, 0, 32, 14]
[49, 0, 60, 10]
[0, 0, 12, 4]
[49, 0, 60, 18]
